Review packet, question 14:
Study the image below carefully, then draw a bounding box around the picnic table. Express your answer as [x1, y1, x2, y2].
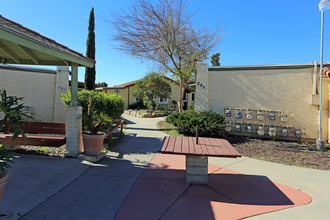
[160, 136, 241, 184]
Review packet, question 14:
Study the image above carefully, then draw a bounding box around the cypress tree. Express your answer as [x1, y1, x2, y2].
[84, 7, 96, 90]
[211, 53, 221, 66]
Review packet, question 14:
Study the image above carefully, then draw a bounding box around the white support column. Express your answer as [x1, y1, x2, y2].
[71, 63, 79, 106]
[64, 63, 82, 157]
[195, 63, 209, 112]
[53, 66, 69, 123]
[65, 106, 83, 157]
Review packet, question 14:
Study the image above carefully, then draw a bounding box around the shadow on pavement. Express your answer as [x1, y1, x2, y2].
[110, 133, 164, 158]
[115, 154, 311, 220]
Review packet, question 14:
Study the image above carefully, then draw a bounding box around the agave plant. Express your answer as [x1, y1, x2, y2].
[0, 89, 33, 172]
[82, 97, 113, 135]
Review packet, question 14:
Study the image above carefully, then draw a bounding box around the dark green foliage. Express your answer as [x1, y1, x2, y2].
[61, 90, 125, 134]
[0, 90, 33, 172]
[211, 52, 221, 66]
[165, 110, 225, 137]
[0, 90, 32, 141]
[132, 73, 171, 110]
[0, 148, 13, 172]
[85, 7, 96, 90]
[95, 82, 108, 88]
[128, 101, 147, 110]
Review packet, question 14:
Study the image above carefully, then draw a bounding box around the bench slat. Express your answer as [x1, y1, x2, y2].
[0, 121, 66, 147]
[202, 138, 217, 155]
[0, 121, 66, 135]
[160, 136, 170, 152]
[173, 136, 183, 154]
[209, 138, 226, 155]
[166, 136, 176, 152]
[213, 139, 234, 156]
[200, 144, 208, 155]
[188, 137, 195, 154]
[222, 139, 241, 155]
[0, 136, 65, 147]
[181, 137, 190, 154]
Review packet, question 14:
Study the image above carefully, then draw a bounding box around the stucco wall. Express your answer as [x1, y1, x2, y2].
[0, 65, 69, 123]
[196, 63, 328, 141]
[103, 79, 193, 110]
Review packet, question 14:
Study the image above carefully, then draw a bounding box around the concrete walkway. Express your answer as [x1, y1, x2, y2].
[0, 114, 329, 219]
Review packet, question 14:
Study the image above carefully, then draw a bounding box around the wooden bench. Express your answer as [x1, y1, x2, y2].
[160, 136, 241, 184]
[105, 119, 125, 141]
[0, 121, 66, 147]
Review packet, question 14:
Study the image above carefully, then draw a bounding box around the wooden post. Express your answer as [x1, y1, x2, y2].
[120, 120, 123, 132]
[196, 125, 199, 144]
[71, 63, 78, 106]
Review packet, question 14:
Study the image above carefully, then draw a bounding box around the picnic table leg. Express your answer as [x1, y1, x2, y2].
[120, 122, 123, 132]
[185, 155, 208, 184]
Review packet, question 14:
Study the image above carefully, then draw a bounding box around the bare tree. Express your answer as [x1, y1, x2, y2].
[112, 0, 220, 112]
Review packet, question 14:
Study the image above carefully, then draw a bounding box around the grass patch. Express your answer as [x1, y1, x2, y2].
[156, 120, 182, 137]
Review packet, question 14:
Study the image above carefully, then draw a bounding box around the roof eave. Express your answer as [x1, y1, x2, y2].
[0, 27, 95, 68]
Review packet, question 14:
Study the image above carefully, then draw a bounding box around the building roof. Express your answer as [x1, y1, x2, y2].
[0, 15, 95, 67]
[208, 62, 330, 71]
[104, 76, 179, 89]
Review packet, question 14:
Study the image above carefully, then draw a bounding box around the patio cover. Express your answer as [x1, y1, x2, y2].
[0, 15, 95, 105]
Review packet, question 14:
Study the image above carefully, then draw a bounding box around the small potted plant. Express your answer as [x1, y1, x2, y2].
[81, 98, 113, 155]
[0, 89, 31, 202]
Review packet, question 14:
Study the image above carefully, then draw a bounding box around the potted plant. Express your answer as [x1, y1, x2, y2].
[61, 90, 124, 155]
[81, 98, 113, 155]
[0, 90, 31, 202]
[0, 148, 12, 202]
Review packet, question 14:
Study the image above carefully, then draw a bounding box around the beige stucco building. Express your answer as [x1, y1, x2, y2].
[98, 76, 194, 110]
[0, 65, 69, 123]
[196, 62, 330, 142]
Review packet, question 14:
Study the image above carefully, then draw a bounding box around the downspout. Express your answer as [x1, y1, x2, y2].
[313, 61, 318, 95]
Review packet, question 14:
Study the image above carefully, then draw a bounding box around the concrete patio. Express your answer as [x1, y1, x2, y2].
[0, 114, 329, 219]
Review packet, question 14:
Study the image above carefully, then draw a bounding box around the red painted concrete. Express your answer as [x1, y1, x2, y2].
[115, 154, 312, 220]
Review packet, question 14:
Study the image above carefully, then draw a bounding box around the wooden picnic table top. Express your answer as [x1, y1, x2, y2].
[160, 136, 241, 158]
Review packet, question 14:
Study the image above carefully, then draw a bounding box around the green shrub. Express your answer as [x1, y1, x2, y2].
[61, 90, 124, 120]
[165, 110, 225, 137]
[61, 90, 124, 134]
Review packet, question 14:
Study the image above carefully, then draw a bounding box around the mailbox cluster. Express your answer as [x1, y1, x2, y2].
[224, 108, 302, 138]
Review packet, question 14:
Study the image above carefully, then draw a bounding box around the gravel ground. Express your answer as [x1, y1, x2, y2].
[227, 137, 330, 170]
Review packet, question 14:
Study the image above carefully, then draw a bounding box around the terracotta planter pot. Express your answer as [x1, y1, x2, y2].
[82, 133, 106, 155]
[0, 172, 9, 203]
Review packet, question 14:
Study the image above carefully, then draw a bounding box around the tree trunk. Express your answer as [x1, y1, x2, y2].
[178, 86, 185, 112]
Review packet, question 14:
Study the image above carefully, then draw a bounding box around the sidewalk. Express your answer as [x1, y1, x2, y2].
[0, 114, 329, 219]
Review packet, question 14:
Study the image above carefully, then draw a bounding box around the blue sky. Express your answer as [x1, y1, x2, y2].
[2, 0, 329, 86]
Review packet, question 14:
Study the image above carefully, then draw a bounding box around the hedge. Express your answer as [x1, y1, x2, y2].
[61, 90, 125, 120]
[165, 110, 225, 137]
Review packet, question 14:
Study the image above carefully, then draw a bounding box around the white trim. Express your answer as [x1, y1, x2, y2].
[183, 93, 188, 102]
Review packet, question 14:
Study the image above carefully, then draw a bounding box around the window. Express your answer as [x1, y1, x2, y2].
[183, 93, 188, 102]
[191, 92, 195, 102]
[115, 89, 121, 94]
[134, 98, 143, 103]
[158, 98, 168, 104]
